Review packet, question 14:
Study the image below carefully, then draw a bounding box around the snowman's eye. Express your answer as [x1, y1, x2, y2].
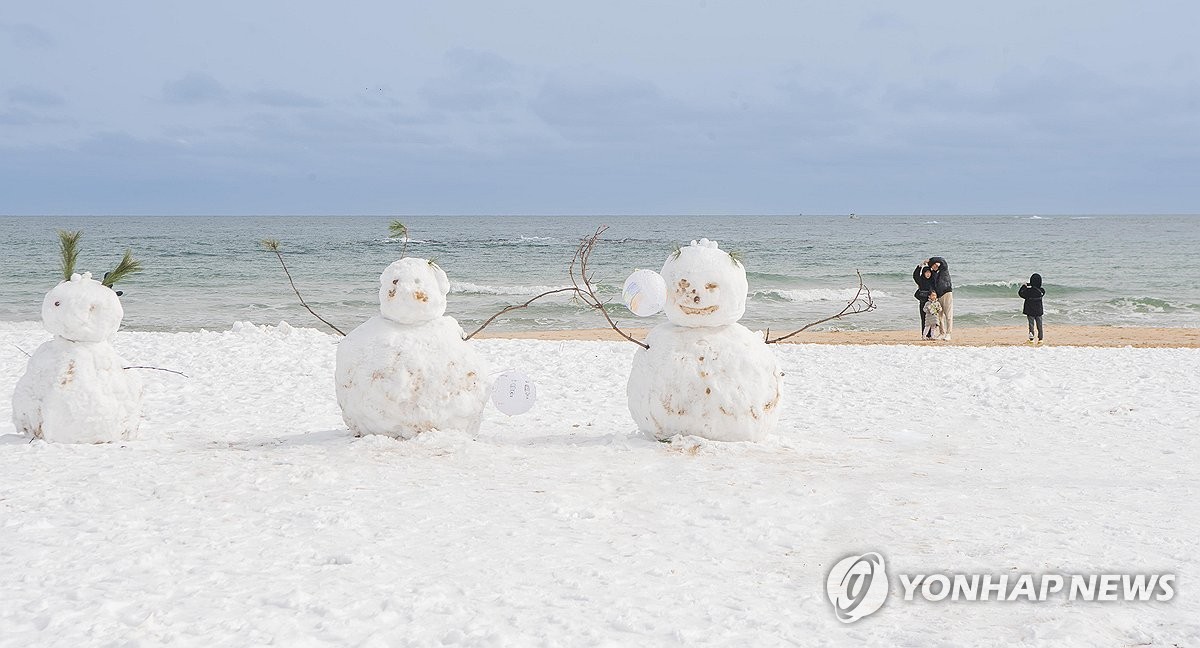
[392, 279, 399, 285]
[53, 301, 61, 307]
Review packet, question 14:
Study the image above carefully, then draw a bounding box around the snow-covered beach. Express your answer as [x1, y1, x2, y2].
[2, 322, 1198, 647]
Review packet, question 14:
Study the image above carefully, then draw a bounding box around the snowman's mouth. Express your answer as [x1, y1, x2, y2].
[678, 304, 719, 315]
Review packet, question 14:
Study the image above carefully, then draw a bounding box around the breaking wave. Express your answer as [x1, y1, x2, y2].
[752, 288, 891, 302]
[450, 281, 573, 296]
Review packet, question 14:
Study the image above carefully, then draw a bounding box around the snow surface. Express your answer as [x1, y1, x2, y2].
[2, 322, 1199, 646]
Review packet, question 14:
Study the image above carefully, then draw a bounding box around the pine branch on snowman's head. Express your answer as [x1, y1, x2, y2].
[378, 257, 451, 324]
[57, 229, 82, 280]
[660, 238, 748, 328]
[102, 250, 142, 289]
[56, 230, 142, 293]
[389, 220, 409, 257]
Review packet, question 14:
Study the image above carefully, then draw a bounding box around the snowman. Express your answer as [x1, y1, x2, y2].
[12, 272, 143, 443]
[335, 257, 489, 438]
[625, 239, 782, 442]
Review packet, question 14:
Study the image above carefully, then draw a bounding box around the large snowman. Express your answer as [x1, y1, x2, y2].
[335, 258, 489, 438]
[12, 273, 143, 443]
[626, 239, 782, 442]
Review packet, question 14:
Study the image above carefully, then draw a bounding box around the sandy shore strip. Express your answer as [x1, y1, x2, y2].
[477, 325, 1200, 348]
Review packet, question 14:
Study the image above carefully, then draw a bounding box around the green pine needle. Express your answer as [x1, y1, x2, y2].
[57, 230, 82, 280]
[388, 220, 408, 239]
[728, 250, 744, 266]
[102, 250, 142, 287]
[261, 238, 281, 252]
[670, 244, 682, 260]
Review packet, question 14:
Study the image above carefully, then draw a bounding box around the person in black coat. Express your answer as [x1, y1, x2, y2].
[1019, 273, 1045, 343]
[913, 263, 936, 337]
[925, 256, 954, 340]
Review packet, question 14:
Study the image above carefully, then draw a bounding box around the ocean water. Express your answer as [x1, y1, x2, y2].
[1, 214, 1198, 334]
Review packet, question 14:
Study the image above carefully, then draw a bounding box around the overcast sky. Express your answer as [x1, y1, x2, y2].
[2, 1, 1197, 215]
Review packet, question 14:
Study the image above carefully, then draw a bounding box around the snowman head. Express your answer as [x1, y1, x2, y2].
[42, 272, 125, 342]
[660, 239, 747, 327]
[378, 257, 450, 324]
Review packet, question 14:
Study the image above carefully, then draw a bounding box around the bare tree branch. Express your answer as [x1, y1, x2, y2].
[13, 345, 31, 358]
[261, 239, 346, 336]
[463, 287, 582, 340]
[124, 366, 189, 378]
[465, 226, 649, 347]
[764, 270, 876, 344]
[569, 226, 650, 349]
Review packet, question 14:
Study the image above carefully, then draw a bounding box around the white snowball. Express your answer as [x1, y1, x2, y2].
[491, 370, 537, 416]
[622, 269, 667, 317]
[378, 258, 449, 325]
[661, 239, 747, 328]
[627, 323, 782, 442]
[335, 316, 488, 439]
[42, 273, 124, 343]
[11, 338, 143, 443]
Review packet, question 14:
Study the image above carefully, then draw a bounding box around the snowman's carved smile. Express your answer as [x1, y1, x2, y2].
[678, 304, 720, 315]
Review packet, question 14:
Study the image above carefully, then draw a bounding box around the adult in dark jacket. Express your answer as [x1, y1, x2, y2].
[926, 256, 954, 340]
[1018, 273, 1045, 343]
[912, 263, 936, 336]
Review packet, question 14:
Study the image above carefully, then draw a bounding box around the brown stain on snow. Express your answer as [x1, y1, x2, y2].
[61, 360, 76, 387]
[414, 290, 428, 302]
[661, 395, 686, 416]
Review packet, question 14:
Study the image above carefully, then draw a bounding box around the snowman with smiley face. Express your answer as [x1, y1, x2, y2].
[335, 257, 489, 438]
[625, 239, 782, 442]
[12, 236, 143, 443]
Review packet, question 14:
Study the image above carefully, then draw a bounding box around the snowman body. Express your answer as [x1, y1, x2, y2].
[335, 258, 488, 438]
[12, 273, 143, 443]
[626, 240, 782, 442]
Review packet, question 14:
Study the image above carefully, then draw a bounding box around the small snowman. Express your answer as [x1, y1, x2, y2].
[335, 258, 489, 438]
[625, 239, 782, 442]
[12, 233, 143, 443]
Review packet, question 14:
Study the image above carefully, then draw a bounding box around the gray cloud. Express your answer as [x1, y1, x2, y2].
[420, 48, 523, 113]
[246, 89, 324, 108]
[0, 22, 53, 48]
[163, 72, 227, 105]
[7, 85, 65, 107]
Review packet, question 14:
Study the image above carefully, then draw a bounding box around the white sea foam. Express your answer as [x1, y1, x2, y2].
[752, 288, 892, 302]
[450, 281, 572, 296]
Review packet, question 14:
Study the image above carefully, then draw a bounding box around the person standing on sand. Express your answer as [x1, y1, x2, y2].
[926, 257, 953, 340]
[912, 262, 936, 338]
[1019, 273, 1045, 345]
